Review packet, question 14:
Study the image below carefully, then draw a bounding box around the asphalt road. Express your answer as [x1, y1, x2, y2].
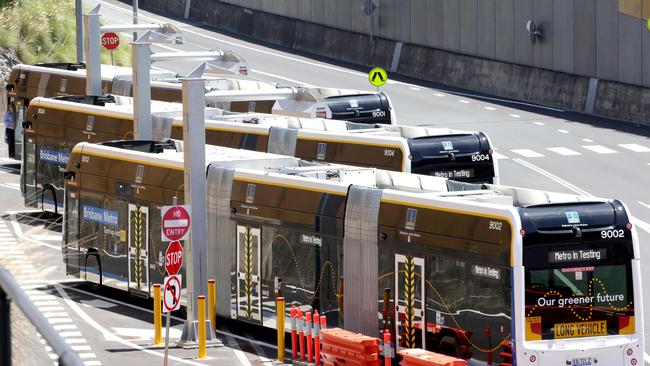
[2, 0, 650, 364]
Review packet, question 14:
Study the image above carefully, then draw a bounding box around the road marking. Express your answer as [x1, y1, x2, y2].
[54, 284, 210, 366]
[582, 138, 594, 143]
[251, 69, 314, 87]
[483, 106, 496, 111]
[78, 353, 98, 359]
[71, 345, 92, 351]
[557, 129, 569, 134]
[511, 149, 544, 158]
[582, 145, 618, 154]
[433, 93, 446, 97]
[511, 158, 592, 196]
[43, 312, 70, 318]
[492, 152, 509, 160]
[84, 361, 102, 366]
[509, 114, 521, 118]
[547, 147, 581, 156]
[533, 122, 545, 126]
[59, 331, 83, 338]
[49, 318, 74, 324]
[639, 201, 650, 209]
[53, 324, 78, 331]
[619, 143, 650, 152]
[409, 86, 421, 91]
[458, 99, 470, 104]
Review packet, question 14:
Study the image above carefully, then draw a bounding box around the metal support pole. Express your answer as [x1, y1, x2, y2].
[133, 0, 139, 41]
[76, 0, 84, 63]
[84, 6, 102, 96]
[131, 41, 152, 140]
[0, 286, 10, 366]
[179, 78, 209, 345]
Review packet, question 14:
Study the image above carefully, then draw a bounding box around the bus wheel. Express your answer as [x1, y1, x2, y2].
[40, 185, 58, 215]
[439, 335, 460, 358]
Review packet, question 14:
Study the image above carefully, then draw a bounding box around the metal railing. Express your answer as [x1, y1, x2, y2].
[0, 265, 84, 366]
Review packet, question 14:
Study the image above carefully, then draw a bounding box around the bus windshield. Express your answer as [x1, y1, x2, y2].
[524, 241, 635, 341]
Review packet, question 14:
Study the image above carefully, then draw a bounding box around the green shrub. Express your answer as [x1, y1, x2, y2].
[0, 0, 131, 65]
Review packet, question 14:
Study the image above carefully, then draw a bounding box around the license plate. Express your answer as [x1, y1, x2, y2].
[572, 358, 592, 366]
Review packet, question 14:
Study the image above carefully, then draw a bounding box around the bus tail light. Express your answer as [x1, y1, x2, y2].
[626, 222, 633, 230]
[520, 229, 526, 236]
[488, 149, 494, 155]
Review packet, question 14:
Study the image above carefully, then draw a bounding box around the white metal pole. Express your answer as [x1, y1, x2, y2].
[133, 0, 139, 41]
[76, 0, 83, 63]
[131, 40, 152, 140]
[83, 5, 102, 96]
[179, 78, 208, 344]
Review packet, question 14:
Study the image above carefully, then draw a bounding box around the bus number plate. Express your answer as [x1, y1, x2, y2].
[571, 358, 592, 366]
[489, 220, 502, 231]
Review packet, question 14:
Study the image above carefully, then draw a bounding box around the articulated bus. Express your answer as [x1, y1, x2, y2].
[62, 141, 643, 366]
[22, 95, 496, 213]
[6, 63, 395, 159]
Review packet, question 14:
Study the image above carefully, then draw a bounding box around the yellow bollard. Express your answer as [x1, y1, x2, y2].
[208, 279, 216, 334]
[198, 295, 207, 358]
[153, 284, 162, 345]
[277, 297, 285, 361]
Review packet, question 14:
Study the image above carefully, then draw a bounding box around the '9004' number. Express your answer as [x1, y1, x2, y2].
[601, 229, 624, 239]
[472, 154, 490, 162]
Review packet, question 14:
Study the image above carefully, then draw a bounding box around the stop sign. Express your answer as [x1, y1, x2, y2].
[165, 241, 183, 275]
[101, 32, 120, 50]
[161, 204, 191, 242]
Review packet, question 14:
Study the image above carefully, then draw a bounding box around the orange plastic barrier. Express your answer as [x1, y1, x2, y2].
[399, 348, 467, 366]
[320, 328, 382, 366]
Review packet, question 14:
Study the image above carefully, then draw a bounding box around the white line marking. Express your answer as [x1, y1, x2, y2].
[54, 284, 210, 366]
[433, 93, 446, 97]
[509, 114, 521, 118]
[511, 149, 544, 158]
[49, 318, 74, 324]
[582, 138, 594, 143]
[34, 301, 61, 307]
[251, 69, 313, 87]
[78, 353, 97, 359]
[547, 147, 581, 156]
[582, 145, 618, 154]
[59, 331, 83, 338]
[409, 86, 421, 91]
[0, 183, 20, 191]
[511, 158, 592, 196]
[557, 129, 569, 134]
[64, 338, 87, 344]
[53, 324, 78, 331]
[492, 152, 509, 160]
[533, 122, 545, 126]
[458, 99, 470, 104]
[619, 143, 650, 153]
[83, 361, 102, 366]
[644, 352, 649, 365]
[39, 306, 65, 312]
[31, 234, 63, 241]
[639, 201, 650, 209]
[43, 312, 70, 318]
[483, 106, 496, 111]
[71, 345, 91, 351]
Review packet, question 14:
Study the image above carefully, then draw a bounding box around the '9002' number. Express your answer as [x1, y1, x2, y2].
[601, 229, 624, 239]
[489, 221, 502, 231]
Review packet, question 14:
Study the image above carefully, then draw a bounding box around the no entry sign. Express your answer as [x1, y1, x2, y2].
[163, 275, 182, 312]
[161, 205, 191, 242]
[101, 32, 120, 50]
[165, 241, 183, 275]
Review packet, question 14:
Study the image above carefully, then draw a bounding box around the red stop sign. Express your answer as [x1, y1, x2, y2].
[161, 205, 191, 242]
[101, 32, 120, 50]
[165, 241, 183, 275]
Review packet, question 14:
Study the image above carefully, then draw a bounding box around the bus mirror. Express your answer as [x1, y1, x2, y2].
[571, 226, 582, 238]
[63, 171, 75, 180]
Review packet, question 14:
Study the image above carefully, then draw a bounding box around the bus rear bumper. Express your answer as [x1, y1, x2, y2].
[517, 334, 644, 366]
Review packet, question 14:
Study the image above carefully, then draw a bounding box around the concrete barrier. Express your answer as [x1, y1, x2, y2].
[128, 0, 650, 126]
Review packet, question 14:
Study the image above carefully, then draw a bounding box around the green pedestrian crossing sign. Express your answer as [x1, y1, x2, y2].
[368, 67, 388, 87]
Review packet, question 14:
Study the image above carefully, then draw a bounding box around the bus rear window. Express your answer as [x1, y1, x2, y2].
[524, 244, 635, 341]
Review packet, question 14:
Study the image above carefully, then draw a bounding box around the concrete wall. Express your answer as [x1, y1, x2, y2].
[218, 0, 650, 89]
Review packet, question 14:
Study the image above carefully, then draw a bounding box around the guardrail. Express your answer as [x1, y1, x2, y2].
[0, 265, 84, 366]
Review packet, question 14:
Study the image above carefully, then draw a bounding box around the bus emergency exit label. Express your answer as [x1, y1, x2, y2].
[554, 320, 607, 339]
[161, 205, 191, 242]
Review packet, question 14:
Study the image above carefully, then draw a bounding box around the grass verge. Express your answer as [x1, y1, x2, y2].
[0, 0, 130, 65]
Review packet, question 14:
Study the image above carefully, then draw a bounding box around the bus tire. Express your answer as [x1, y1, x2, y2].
[84, 250, 102, 289]
[439, 335, 460, 358]
[40, 185, 58, 215]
